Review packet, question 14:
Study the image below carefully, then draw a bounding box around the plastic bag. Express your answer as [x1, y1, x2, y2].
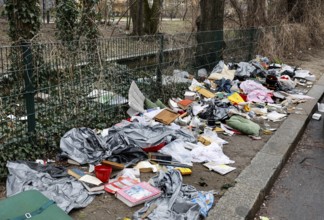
[159, 139, 193, 166]
[191, 142, 234, 164]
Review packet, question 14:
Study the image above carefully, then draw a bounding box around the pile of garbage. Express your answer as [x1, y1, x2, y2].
[5, 56, 316, 219]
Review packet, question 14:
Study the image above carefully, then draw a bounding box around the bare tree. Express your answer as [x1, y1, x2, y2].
[130, 0, 162, 35]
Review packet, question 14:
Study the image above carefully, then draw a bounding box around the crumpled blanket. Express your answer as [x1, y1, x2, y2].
[133, 170, 214, 220]
[240, 80, 270, 94]
[247, 89, 274, 103]
[6, 161, 95, 213]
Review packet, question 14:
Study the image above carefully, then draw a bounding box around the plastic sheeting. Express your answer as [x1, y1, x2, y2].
[104, 122, 196, 149]
[60, 122, 196, 165]
[60, 127, 107, 165]
[6, 161, 95, 213]
[208, 61, 235, 81]
[159, 139, 193, 166]
[235, 62, 256, 78]
[133, 170, 214, 220]
[191, 142, 234, 164]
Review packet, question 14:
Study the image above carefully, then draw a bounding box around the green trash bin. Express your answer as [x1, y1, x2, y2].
[0, 190, 72, 220]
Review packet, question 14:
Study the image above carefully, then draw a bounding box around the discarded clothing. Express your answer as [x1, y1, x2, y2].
[215, 78, 232, 93]
[247, 89, 274, 103]
[240, 80, 270, 94]
[133, 170, 214, 220]
[6, 161, 94, 213]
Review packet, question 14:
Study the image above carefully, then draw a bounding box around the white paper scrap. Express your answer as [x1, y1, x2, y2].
[204, 162, 236, 175]
[318, 103, 324, 113]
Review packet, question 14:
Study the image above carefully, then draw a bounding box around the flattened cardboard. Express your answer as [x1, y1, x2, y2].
[196, 87, 215, 98]
[154, 109, 179, 125]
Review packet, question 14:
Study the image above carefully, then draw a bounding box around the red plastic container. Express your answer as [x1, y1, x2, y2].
[95, 165, 112, 182]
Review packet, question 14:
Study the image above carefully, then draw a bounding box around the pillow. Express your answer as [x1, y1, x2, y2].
[226, 115, 260, 136]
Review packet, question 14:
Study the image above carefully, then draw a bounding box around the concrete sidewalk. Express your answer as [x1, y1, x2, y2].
[208, 75, 324, 220]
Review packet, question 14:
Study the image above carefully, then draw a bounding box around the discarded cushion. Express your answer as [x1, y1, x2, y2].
[226, 115, 260, 136]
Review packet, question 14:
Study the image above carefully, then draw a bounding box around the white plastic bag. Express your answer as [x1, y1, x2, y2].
[159, 139, 193, 166]
[191, 142, 234, 164]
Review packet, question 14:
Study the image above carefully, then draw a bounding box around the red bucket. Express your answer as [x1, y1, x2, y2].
[95, 165, 112, 182]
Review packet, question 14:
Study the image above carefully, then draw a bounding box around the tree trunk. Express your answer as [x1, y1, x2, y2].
[196, 0, 225, 69]
[130, 0, 144, 35]
[144, 0, 162, 35]
[126, 0, 131, 30]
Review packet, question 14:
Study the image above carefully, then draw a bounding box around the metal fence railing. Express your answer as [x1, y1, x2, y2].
[0, 28, 260, 177]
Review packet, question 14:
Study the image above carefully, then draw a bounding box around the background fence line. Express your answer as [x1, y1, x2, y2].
[0, 28, 262, 177]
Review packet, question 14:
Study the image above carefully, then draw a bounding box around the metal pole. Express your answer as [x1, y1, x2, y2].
[248, 28, 256, 61]
[22, 42, 36, 133]
[156, 34, 164, 89]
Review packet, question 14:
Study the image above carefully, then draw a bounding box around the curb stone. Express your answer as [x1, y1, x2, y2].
[207, 74, 324, 220]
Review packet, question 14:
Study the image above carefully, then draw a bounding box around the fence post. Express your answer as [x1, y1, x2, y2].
[248, 28, 256, 61]
[22, 42, 36, 133]
[156, 34, 164, 91]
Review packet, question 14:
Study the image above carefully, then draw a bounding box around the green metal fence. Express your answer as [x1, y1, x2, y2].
[0, 28, 259, 177]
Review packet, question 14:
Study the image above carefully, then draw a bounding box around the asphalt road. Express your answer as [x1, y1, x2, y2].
[256, 99, 324, 220]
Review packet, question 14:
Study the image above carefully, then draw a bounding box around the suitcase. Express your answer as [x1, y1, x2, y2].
[0, 190, 72, 220]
